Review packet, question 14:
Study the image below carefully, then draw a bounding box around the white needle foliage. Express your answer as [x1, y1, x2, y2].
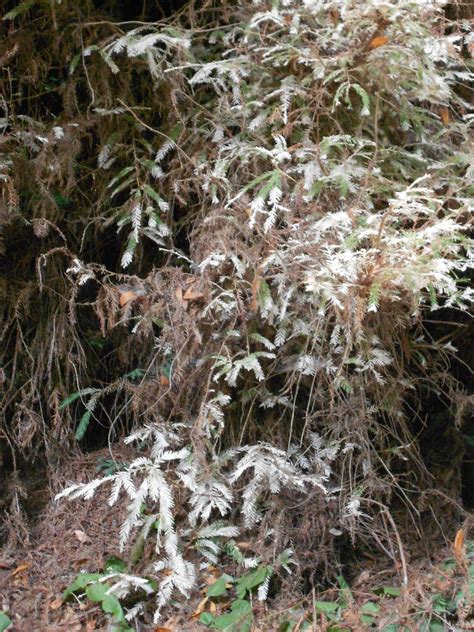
[56, 0, 473, 623]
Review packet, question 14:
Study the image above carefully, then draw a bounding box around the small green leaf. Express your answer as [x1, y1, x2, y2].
[207, 576, 230, 597]
[235, 170, 276, 199]
[169, 123, 183, 142]
[453, 590, 465, 607]
[104, 556, 127, 573]
[337, 575, 349, 590]
[432, 594, 455, 613]
[53, 193, 71, 208]
[209, 599, 253, 631]
[230, 598, 253, 614]
[3, 0, 37, 20]
[86, 582, 109, 602]
[368, 282, 381, 312]
[361, 601, 380, 615]
[314, 601, 339, 618]
[123, 368, 144, 381]
[0, 612, 11, 632]
[69, 53, 81, 75]
[145, 578, 158, 592]
[59, 388, 97, 409]
[143, 184, 165, 206]
[75, 409, 92, 441]
[59, 391, 82, 408]
[351, 84, 370, 115]
[200, 612, 217, 626]
[373, 586, 401, 597]
[336, 176, 349, 198]
[110, 174, 136, 199]
[101, 593, 127, 624]
[337, 574, 354, 605]
[107, 166, 134, 190]
[63, 572, 102, 599]
[236, 566, 270, 599]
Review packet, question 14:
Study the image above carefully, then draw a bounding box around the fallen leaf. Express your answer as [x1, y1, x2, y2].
[183, 285, 204, 301]
[191, 596, 209, 619]
[0, 561, 11, 569]
[329, 9, 340, 24]
[12, 563, 30, 576]
[209, 601, 217, 614]
[174, 286, 188, 309]
[439, 107, 450, 125]
[354, 570, 371, 586]
[369, 35, 388, 49]
[50, 597, 63, 610]
[454, 528, 464, 556]
[154, 628, 173, 632]
[119, 290, 137, 307]
[73, 557, 91, 566]
[74, 530, 91, 544]
[14, 574, 31, 588]
[85, 620, 97, 632]
[204, 569, 220, 583]
[433, 578, 450, 591]
[251, 276, 261, 312]
[160, 374, 170, 387]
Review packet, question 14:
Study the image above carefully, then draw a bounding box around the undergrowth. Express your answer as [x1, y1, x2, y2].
[51, 535, 474, 630]
[0, 0, 473, 626]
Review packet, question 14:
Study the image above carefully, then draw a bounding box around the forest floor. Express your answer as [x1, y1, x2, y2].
[1, 448, 473, 631]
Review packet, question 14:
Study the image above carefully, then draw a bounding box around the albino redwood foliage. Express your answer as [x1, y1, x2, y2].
[1, 0, 471, 625]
